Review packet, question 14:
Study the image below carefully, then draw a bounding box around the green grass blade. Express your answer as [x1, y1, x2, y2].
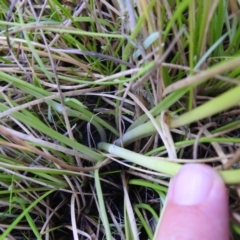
[170, 85, 240, 128]
[94, 167, 112, 240]
[0, 190, 54, 240]
[20, 202, 42, 240]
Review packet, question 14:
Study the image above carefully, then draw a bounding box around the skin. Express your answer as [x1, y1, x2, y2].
[155, 164, 229, 240]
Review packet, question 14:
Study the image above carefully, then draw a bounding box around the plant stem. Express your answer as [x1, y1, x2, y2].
[98, 142, 240, 185]
[98, 142, 181, 176]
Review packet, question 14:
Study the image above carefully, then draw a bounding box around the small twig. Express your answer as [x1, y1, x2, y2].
[50, 48, 135, 68]
[223, 148, 240, 170]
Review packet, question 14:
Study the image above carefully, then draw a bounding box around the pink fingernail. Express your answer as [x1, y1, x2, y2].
[168, 164, 214, 206]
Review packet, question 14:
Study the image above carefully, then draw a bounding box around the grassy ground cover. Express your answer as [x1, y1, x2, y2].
[0, 0, 240, 239]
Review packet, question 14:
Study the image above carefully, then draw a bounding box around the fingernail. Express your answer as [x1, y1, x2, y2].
[169, 164, 214, 206]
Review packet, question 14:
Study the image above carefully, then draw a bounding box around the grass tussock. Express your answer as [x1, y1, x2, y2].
[0, 0, 240, 239]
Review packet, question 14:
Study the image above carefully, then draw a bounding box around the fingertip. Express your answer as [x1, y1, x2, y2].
[168, 164, 226, 206]
[155, 164, 229, 240]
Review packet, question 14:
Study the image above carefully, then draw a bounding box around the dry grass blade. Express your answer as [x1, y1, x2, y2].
[121, 171, 139, 240]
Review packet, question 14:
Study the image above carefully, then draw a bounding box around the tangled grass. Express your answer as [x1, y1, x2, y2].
[0, 0, 240, 239]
